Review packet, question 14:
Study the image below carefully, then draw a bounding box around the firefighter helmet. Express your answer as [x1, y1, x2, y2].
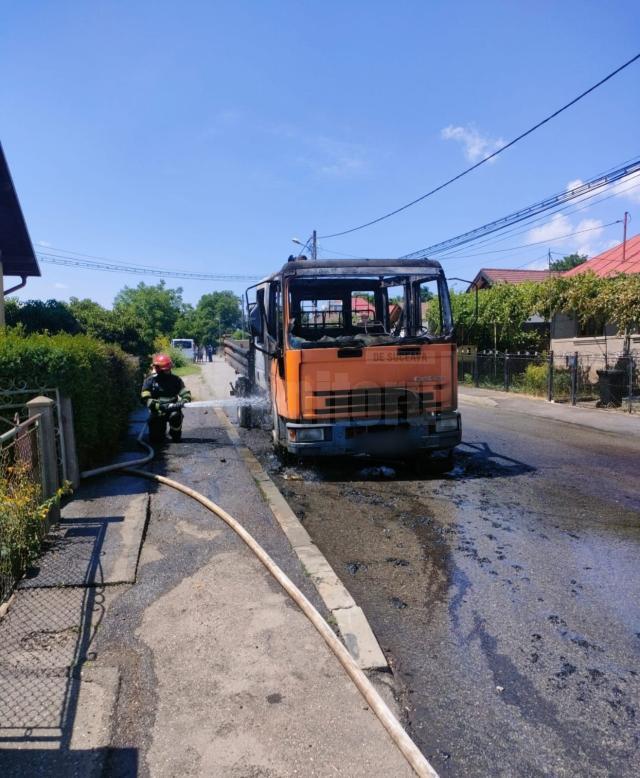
[152, 353, 173, 372]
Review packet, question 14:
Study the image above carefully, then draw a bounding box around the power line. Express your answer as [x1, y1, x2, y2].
[431, 166, 640, 258]
[403, 158, 640, 258]
[434, 178, 640, 260]
[319, 52, 640, 239]
[37, 252, 261, 281]
[428, 219, 621, 261]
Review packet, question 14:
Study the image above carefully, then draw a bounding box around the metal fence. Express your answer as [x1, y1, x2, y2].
[0, 384, 67, 484]
[458, 348, 639, 412]
[0, 416, 46, 603]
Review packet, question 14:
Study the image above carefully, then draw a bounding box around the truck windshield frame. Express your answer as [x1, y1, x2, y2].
[285, 271, 453, 349]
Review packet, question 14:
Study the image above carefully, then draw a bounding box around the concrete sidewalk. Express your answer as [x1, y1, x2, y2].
[460, 385, 640, 437]
[0, 360, 415, 777]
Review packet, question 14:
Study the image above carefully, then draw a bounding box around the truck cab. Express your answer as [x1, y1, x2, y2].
[246, 257, 461, 459]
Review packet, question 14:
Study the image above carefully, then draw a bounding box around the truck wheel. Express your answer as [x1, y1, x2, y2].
[238, 404, 251, 429]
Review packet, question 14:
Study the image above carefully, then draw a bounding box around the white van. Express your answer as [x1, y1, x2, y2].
[171, 338, 195, 361]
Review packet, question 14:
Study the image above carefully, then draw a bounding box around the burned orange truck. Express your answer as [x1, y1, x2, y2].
[234, 257, 461, 462]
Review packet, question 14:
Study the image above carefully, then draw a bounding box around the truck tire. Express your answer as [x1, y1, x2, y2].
[238, 404, 251, 429]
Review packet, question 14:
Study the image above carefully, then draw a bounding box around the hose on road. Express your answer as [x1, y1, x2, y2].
[80, 417, 439, 778]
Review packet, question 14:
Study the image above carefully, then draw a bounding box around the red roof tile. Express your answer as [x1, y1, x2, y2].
[467, 268, 555, 291]
[564, 233, 640, 277]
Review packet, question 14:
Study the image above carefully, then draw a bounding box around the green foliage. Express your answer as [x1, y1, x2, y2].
[451, 282, 544, 351]
[0, 464, 70, 601]
[5, 299, 81, 334]
[0, 331, 141, 468]
[173, 290, 242, 344]
[535, 271, 640, 338]
[152, 335, 188, 368]
[549, 253, 588, 272]
[114, 281, 184, 348]
[69, 297, 153, 358]
[511, 363, 572, 397]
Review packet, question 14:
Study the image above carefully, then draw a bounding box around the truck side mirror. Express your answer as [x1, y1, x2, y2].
[248, 302, 264, 340]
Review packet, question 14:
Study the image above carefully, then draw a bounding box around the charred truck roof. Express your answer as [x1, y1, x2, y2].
[278, 257, 444, 278]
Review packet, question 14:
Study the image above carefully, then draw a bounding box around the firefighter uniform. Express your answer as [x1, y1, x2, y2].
[141, 371, 192, 443]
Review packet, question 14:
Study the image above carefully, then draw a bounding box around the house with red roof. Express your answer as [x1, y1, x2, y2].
[466, 268, 556, 292]
[551, 234, 640, 359]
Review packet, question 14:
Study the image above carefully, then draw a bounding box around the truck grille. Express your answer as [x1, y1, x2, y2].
[310, 388, 439, 419]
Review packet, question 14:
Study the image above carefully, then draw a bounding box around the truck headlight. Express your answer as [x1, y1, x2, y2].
[435, 417, 458, 433]
[290, 427, 326, 442]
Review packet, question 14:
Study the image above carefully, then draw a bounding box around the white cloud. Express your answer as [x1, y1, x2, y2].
[53, 282, 68, 289]
[440, 124, 505, 163]
[575, 218, 603, 236]
[527, 213, 572, 243]
[566, 179, 583, 192]
[610, 170, 640, 204]
[526, 214, 606, 259]
[37, 240, 51, 247]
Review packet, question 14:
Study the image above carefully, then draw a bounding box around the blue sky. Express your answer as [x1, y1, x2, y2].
[2, 1, 639, 306]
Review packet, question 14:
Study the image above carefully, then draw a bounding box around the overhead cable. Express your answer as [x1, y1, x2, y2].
[430, 219, 621, 262]
[319, 52, 640, 239]
[434, 177, 640, 259]
[402, 159, 640, 258]
[37, 252, 261, 281]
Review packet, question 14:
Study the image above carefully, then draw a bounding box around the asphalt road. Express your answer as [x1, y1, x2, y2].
[245, 402, 640, 777]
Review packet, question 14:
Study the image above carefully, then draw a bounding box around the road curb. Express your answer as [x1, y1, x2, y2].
[214, 408, 389, 671]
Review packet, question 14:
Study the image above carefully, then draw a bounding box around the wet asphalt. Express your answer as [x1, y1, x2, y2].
[243, 405, 640, 777]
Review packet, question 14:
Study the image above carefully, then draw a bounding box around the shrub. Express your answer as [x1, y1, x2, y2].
[0, 462, 69, 601]
[513, 362, 573, 398]
[0, 331, 141, 468]
[152, 335, 188, 368]
[517, 363, 549, 396]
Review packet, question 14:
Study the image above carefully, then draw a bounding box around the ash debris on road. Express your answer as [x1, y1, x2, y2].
[239, 408, 640, 777]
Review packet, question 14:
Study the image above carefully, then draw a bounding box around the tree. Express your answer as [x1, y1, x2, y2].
[173, 291, 242, 344]
[5, 299, 81, 334]
[68, 297, 153, 357]
[114, 281, 184, 347]
[549, 253, 588, 272]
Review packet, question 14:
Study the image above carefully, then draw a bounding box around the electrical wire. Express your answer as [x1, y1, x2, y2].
[432, 175, 640, 259]
[37, 252, 261, 281]
[403, 159, 640, 258]
[319, 52, 640, 239]
[429, 219, 621, 261]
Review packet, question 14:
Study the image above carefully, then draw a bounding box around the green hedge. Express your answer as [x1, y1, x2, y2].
[0, 331, 141, 468]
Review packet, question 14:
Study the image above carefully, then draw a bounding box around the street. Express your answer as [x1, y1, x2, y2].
[243, 396, 640, 777]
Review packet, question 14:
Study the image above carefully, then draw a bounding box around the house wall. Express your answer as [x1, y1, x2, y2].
[550, 334, 640, 379]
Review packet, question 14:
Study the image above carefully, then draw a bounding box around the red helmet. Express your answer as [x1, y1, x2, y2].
[152, 353, 173, 372]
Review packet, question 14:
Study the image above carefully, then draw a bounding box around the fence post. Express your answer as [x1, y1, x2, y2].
[473, 351, 479, 388]
[570, 351, 578, 406]
[504, 353, 509, 392]
[629, 356, 634, 414]
[547, 351, 554, 402]
[59, 396, 80, 488]
[26, 396, 59, 499]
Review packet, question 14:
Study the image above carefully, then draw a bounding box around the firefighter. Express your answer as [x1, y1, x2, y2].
[141, 354, 192, 444]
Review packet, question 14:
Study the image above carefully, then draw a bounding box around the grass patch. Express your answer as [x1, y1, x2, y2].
[174, 363, 201, 377]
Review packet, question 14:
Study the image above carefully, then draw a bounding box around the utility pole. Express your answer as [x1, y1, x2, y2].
[311, 230, 317, 261]
[548, 248, 552, 271]
[622, 211, 629, 262]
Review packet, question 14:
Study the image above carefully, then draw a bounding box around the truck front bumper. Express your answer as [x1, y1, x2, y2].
[284, 412, 461, 457]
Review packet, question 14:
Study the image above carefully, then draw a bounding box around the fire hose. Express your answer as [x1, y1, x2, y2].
[80, 411, 439, 778]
